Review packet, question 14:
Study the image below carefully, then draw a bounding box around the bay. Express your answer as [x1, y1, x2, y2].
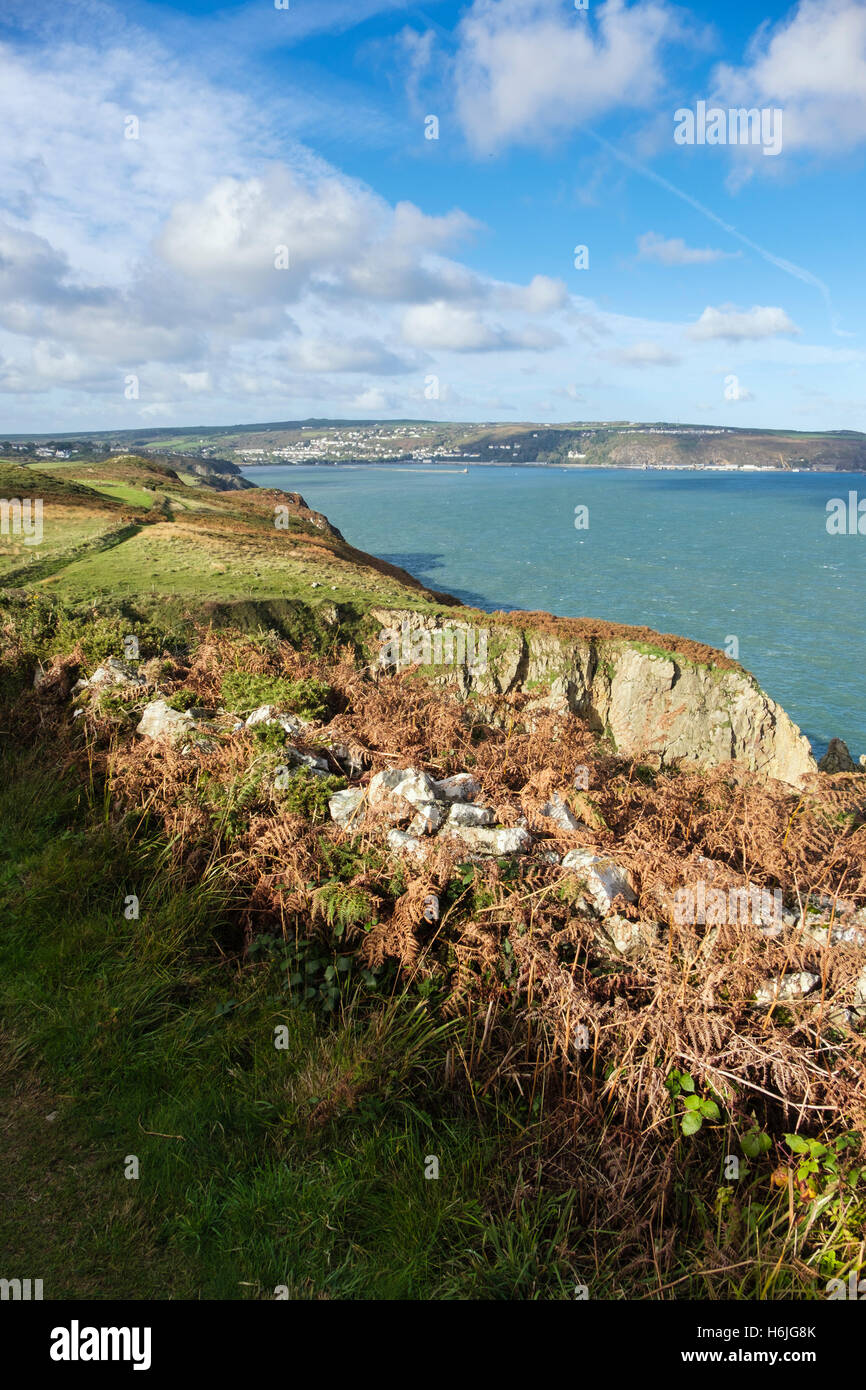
[242, 464, 866, 761]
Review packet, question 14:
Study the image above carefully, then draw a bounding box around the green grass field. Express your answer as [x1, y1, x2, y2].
[0, 747, 583, 1300]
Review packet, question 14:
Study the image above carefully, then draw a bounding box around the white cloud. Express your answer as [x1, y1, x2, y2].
[291, 337, 412, 374]
[689, 305, 800, 341]
[613, 340, 681, 366]
[494, 274, 569, 313]
[401, 301, 561, 351]
[712, 0, 866, 154]
[452, 0, 683, 152]
[351, 386, 391, 411]
[636, 232, 739, 266]
[179, 371, 213, 393]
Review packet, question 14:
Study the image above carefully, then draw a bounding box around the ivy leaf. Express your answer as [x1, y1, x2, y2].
[700, 1100, 721, 1121]
[785, 1133, 810, 1154]
[683, 1094, 702, 1110]
[681, 1110, 702, 1136]
[742, 1129, 772, 1158]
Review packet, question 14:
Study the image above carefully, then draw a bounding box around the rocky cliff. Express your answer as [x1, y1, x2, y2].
[369, 607, 817, 788]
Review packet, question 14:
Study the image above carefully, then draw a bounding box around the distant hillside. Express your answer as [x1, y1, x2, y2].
[5, 421, 866, 471]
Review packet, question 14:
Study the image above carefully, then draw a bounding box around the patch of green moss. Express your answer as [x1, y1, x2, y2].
[279, 768, 346, 822]
[221, 671, 332, 721]
[166, 688, 199, 711]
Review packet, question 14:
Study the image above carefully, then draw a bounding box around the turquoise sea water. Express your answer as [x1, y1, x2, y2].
[242, 464, 866, 761]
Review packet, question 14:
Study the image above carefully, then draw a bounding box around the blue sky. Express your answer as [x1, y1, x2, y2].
[0, 0, 864, 431]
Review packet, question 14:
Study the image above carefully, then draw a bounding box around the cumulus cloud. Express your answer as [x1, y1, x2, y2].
[712, 0, 866, 154]
[636, 232, 739, 266]
[351, 386, 392, 411]
[401, 301, 562, 352]
[689, 305, 800, 341]
[452, 0, 684, 152]
[290, 336, 413, 375]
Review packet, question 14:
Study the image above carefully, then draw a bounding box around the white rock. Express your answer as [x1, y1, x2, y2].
[444, 825, 531, 856]
[409, 801, 446, 835]
[539, 793, 582, 832]
[561, 849, 637, 917]
[278, 714, 308, 736]
[447, 802, 494, 828]
[86, 656, 140, 689]
[803, 921, 866, 948]
[136, 699, 196, 741]
[329, 787, 366, 826]
[595, 915, 659, 959]
[433, 772, 481, 801]
[369, 768, 417, 805]
[285, 747, 330, 775]
[392, 770, 442, 807]
[387, 829, 429, 860]
[755, 972, 820, 1006]
[245, 705, 275, 726]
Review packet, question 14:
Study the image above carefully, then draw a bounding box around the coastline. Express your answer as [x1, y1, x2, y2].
[238, 460, 866, 475]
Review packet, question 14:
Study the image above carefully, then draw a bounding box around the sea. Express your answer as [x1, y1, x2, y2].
[241, 464, 866, 763]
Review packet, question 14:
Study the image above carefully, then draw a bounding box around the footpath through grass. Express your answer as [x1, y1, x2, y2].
[0, 748, 580, 1300]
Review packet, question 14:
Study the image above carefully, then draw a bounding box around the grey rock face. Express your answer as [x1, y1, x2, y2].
[369, 609, 818, 788]
[85, 656, 142, 689]
[369, 768, 417, 805]
[245, 704, 276, 726]
[283, 747, 330, 775]
[392, 770, 442, 807]
[818, 738, 857, 773]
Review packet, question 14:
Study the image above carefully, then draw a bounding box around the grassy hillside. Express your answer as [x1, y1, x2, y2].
[0, 456, 458, 611]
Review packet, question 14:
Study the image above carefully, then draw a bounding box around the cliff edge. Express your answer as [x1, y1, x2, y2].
[370, 607, 817, 788]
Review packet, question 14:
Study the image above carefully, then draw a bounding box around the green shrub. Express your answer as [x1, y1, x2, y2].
[166, 688, 199, 711]
[279, 768, 346, 822]
[221, 671, 332, 721]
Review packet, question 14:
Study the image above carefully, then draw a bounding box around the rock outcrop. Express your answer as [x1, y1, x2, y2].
[371, 608, 817, 788]
[818, 738, 857, 773]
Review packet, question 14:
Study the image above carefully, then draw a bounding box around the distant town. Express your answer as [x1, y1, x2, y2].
[3, 419, 866, 473]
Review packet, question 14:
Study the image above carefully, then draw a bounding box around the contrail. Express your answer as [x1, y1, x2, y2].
[583, 127, 842, 332]
[410, 6, 843, 333]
